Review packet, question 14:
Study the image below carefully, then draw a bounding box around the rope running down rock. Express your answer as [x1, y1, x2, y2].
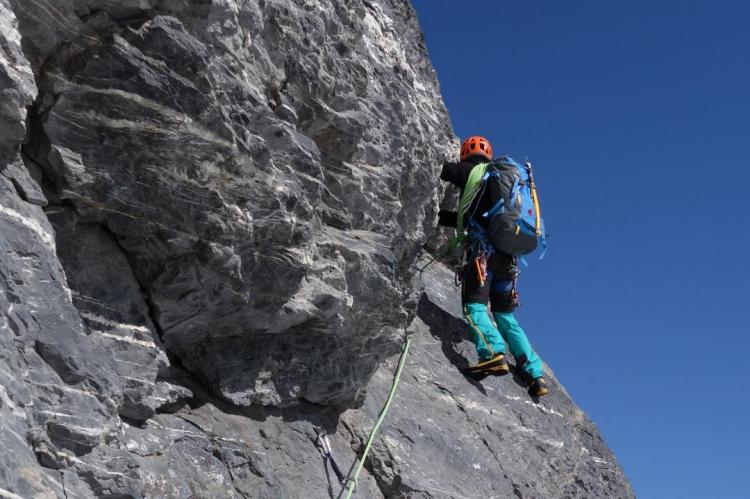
[340, 332, 413, 499]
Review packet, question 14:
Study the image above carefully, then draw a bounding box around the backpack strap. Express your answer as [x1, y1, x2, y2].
[480, 166, 506, 218]
[467, 218, 495, 256]
[452, 162, 489, 248]
[482, 197, 505, 219]
[482, 170, 501, 181]
[525, 160, 543, 237]
[538, 218, 548, 259]
[509, 177, 521, 208]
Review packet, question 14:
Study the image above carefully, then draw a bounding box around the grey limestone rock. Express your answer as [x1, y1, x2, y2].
[14, 0, 454, 408]
[0, 0, 35, 163]
[0, 0, 634, 497]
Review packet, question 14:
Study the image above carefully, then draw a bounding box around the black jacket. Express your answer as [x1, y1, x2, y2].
[439, 160, 505, 227]
[439, 160, 507, 250]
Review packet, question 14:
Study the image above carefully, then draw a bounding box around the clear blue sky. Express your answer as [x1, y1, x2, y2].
[411, 1, 750, 497]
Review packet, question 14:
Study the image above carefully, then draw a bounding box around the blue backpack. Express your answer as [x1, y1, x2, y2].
[456, 156, 547, 259]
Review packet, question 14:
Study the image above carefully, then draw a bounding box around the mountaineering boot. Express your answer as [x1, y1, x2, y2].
[528, 377, 549, 397]
[462, 353, 510, 376]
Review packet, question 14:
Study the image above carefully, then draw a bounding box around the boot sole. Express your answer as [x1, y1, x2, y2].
[462, 355, 508, 373]
[462, 363, 510, 376]
[486, 365, 510, 375]
[530, 388, 549, 397]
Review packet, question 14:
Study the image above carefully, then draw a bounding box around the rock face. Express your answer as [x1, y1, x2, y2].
[15, 0, 454, 409]
[0, 0, 633, 497]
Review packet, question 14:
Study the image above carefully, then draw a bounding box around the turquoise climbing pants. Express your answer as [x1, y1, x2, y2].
[461, 251, 544, 379]
[463, 303, 543, 380]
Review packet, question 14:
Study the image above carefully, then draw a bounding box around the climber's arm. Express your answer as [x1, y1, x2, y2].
[439, 161, 472, 188]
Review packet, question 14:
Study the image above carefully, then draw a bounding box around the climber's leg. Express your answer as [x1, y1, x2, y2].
[491, 310, 543, 380]
[462, 255, 506, 361]
[488, 254, 544, 381]
[463, 302, 506, 361]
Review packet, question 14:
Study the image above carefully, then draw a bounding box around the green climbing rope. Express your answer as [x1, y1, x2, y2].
[342, 333, 413, 499]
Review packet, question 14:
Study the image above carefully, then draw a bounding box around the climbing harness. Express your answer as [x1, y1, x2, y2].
[339, 332, 413, 499]
[317, 432, 347, 485]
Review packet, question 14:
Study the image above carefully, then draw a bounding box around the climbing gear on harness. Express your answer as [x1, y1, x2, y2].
[341, 332, 413, 499]
[460, 136, 493, 162]
[474, 250, 489, 287]
[461, 352, 509, 377]
[317, 432, 347, 485]
[528, 377, 549, 398]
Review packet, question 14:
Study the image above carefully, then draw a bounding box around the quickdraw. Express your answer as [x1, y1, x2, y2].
[474, 250, 489, 287]
[317, 432, 347, 486]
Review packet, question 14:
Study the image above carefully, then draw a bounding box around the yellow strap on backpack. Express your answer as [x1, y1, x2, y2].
[526, 160, 543, 237]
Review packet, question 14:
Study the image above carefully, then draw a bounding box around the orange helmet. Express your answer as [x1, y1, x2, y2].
[460, 136, 493, 162]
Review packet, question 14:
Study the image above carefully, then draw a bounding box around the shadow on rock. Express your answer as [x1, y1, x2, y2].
[416, 293, 488, 396]
[155, 363, 346, 431]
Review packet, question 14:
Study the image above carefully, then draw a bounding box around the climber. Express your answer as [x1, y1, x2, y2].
[438, 136, 549, 397]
